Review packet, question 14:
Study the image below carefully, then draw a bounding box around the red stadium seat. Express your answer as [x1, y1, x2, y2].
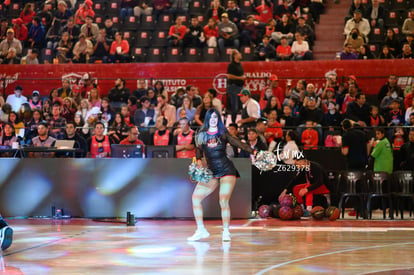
[166, 47, 183, 62]
[134, 31, 152, 47]
[151, 31, 168, 47]
[131, 47, 147, 62]
[183, 47, 201, 62]
[202, 47, 219, 62]
[147, 47, 165, 62]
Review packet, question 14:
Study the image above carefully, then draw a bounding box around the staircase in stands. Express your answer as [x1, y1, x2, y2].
[313, 0, 350, 60]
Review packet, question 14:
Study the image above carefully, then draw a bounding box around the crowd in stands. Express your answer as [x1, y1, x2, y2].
[339, 0, 414, 60]
[0, 72, 413, 170]
[0, 0, 325, 63]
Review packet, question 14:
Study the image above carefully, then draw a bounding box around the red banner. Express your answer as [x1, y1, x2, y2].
[0, 60, 412, 99]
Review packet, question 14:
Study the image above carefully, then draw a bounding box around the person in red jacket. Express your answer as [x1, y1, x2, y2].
[109, 32, 130, 63]
[19, 3, 36, 25]
[74, 0, 95, 25]
[168, 16, 187, 48]
[12, 18, 28, 42]
[301, 120, 319, 150]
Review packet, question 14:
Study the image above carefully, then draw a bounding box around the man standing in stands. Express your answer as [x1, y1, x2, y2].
[108, 78, 131, 110]
[64, 121, 88, 157]
[151, 116, 173, 145]
[6, 85, 27, 112]
[226, 49, 245, 123]
[29, 122, 57, 158]
[174, 117, 195, 158]
[341, 119, 369, 170]
[88, 122, 112, 158]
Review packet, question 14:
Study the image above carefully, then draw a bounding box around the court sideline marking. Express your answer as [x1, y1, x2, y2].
[255, 242, 414, 275]
[0, 229, 94, 258]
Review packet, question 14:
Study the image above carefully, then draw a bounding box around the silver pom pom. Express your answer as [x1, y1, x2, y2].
[188, 163, 213, 184]
[253, 150, 277, 172]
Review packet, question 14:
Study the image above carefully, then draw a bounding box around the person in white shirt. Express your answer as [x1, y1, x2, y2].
[236, 89, 260, 129]
[291, 32, 313, 60]
[269, 130, 300, 164]
[344, 9, 371, 42]
[281, 130, 300, 165]
[6, 85, 28, 112]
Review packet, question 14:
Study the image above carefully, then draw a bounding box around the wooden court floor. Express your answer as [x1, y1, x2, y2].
[1, 216, 414, 275]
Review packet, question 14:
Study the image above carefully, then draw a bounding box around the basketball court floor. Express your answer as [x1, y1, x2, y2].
[2, 213, 414, 275]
